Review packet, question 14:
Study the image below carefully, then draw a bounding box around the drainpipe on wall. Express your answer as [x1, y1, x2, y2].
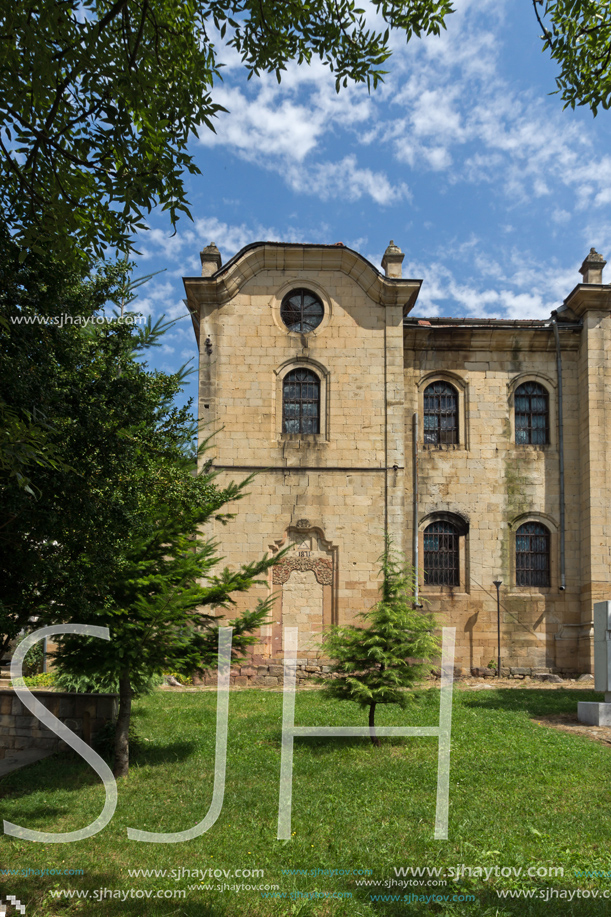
[413, 412, 422, 607]
[383, 324, 389, 540]
[551, 320, 567, 591]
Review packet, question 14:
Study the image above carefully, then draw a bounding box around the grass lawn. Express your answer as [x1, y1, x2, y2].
[2, 686, 611, 915]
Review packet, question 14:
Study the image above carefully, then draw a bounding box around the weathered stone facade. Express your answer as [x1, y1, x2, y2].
[184, 242, 611, 675]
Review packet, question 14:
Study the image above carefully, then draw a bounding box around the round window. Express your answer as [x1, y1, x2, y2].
[280, 289, 324, 333]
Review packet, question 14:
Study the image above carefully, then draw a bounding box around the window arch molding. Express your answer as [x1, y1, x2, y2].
[508, 373, 556, 447]
[508, 511, 557, 535]
[417, 372, 468, 449]
[419, 510, 470, 535]
[274, 358, 329, 440]
[270, 279, 332, 338]
[509, 513, 557, 591]
[418, 510, 470, 592]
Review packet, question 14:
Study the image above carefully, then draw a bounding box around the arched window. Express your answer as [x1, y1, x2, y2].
[515, 382, 549, 444]
[516, 522, 550, 587]
[280, 289, 324, 333]
[423, 381, 458, 445]
[283, 369, 320, 434]
[424, 521, 459, 586]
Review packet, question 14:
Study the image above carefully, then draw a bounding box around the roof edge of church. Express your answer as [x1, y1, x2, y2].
[404, 317, 583, 329]
[208, 240, 422, 284]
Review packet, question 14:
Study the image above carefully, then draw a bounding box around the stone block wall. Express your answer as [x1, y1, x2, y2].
[184, 240, 611, 676]
[403, 321, 584, 673]
[194, 659, 330, 688]
[0, 689, 118, 760]
[186, 244, 416, 663]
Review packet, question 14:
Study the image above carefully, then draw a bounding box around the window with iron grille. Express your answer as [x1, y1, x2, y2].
[424, 521, 459, 586]
[280, 289, 324, 333]
[283, 368, 320, 434]
[423, 381, 458, 445]
[516, 522, 550, 587]
[515, 381, 549, 444]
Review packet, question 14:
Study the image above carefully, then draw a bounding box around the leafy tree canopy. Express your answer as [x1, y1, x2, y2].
[0, 237, 283, 774]
[0, 241, 162, 655]
[0, 0, 454, 260]
[535, 0, 611, 114]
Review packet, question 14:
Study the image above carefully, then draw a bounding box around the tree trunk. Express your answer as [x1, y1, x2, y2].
[114, 669, 132, 778]
[368, 702, 380, 747]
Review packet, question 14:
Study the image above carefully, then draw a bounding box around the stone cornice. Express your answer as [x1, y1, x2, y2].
[563, 283, 611, 318]
[184, 242, 422, 339]
[403, 324, 581, 353]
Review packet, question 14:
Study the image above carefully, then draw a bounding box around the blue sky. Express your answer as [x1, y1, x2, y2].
[130, 0, 611, 411]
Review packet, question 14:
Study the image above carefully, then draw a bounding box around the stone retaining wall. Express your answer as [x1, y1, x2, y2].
[0, 689, 118, 760]
[192, 659, 330, 688]
[469, 665, 581, 678]
[190, 660, 583, 687]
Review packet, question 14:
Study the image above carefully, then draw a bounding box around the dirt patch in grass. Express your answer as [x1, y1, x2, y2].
[455, 676, 596, 690]
[532, 711, 611, 747]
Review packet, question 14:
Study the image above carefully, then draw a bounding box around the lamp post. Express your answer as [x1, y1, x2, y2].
[493, 580, 502, 677]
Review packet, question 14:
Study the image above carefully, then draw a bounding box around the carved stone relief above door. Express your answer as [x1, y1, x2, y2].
[268, 524, 338, 658]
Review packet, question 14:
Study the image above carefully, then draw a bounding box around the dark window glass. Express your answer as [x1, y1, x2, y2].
[515, 382, 549, 444]
[283, 369, 320, 434]
[516, 522, 550, 587]
[423, 382, 458, 445]
[280, 289, 324, 333]
[424, 521, 459, 586]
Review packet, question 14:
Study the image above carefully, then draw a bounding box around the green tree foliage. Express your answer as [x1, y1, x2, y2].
[0, 240, 281, 776]
[0, 236, 135, 655]
[0, 0, 454, 259]
[53, 475, 279, 778]
[534, 0, 611, 114]
[0, 402, 65, 496]
[322, 542, 439, 746]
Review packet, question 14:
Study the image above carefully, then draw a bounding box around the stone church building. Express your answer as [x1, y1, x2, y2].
[184, 240, 611, 676]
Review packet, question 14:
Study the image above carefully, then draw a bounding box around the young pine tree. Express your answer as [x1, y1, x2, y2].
[322, 542, 439, 746]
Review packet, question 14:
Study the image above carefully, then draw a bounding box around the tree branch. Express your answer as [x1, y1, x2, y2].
[128, 0, 149, 71]
[532, 0, 552, 41]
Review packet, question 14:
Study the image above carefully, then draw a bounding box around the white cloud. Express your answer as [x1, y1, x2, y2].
[404, 239, 579, 321]
[175, 0, 611, 225]
[138, 217, 285, 269]
[357, 0, 611, 218]
[195, 55, 404, 205]
[286, 155, 410, 205]
[199, 85, 322, 161]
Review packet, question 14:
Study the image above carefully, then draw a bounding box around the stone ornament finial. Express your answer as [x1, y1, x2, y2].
[200, 242, 222, 277]
[381, 240, 405, 279]
[579, 247, 606, 284]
